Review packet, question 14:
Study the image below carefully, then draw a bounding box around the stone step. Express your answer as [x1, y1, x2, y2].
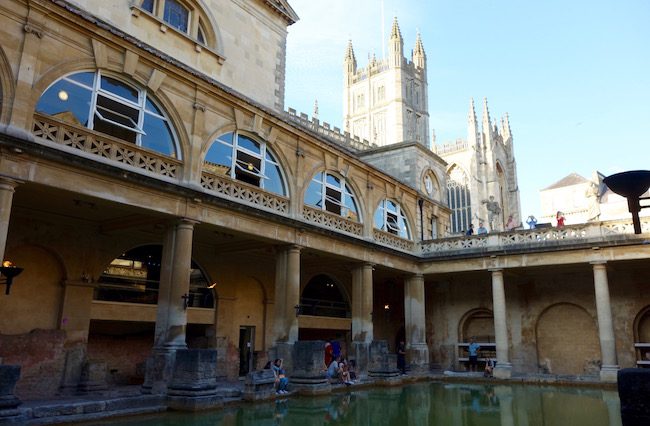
[21, 395, 166, 425]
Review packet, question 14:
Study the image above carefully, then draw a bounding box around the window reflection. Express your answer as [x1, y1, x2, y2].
[36, 71, 178, 158]
[205, 132, 286, 196]
[374, 199, 410, 239]
[305, 171, 360, 221]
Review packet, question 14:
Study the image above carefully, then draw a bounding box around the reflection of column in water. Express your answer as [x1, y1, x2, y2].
[602, 389, 623, 426]
[286, 395, 331, 426]
[368, 387, 403, 426]
[495, 385, 515, 426]
[405, 383, 431, 425]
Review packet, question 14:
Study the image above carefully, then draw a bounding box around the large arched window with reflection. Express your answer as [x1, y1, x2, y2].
[304, 171, 360, 221]
[94, 244, 213, 308]
[374, 199, 411, 239]
[300, 274, 350, 318]
[447, 166, 472, 234]
[35, 71, 179, 157]
[204, 132, 286, 195]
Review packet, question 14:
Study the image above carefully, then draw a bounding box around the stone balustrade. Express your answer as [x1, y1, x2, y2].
[421, 217, 650, 258]
[32, 114, 181, 179]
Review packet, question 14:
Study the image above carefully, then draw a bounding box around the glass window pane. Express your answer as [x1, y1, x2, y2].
[145, 97, 164, 116]
[96, 95, 140, 128]
[141, 0, 154, 13]
[197, 25, 206, 44]
[325, 173, 340, 187]
[237, 135, 260, 154]
[386, 200, 397, 213]
[205, 141, 232, 174]
[264, 163, 285, 195]
[164, 0, 189, 33]
[67, 72, 95, 88]
[141, 114, 175, 156]
[36, 79, 92, 126]
[305, 180, 322, 207]
[100, 76, 139, 104]
[325, 187, 342, 215]
[374, 205, 384, 230]
[217, 132, 234, 146]
[93, 115, 137, 143]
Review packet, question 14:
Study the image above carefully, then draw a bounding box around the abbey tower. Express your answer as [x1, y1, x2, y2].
[343, 18, 429, 147]
[344, 18, 521, 234]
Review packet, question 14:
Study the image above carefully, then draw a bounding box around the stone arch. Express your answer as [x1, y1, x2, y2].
[535, 303, 600, 375]
[0, 244, 66, 334]
[201, 129, 291, 198]
[303, 168, 364, 223]
[0, 45, 15, 125]
[300, 273, 351, 318]
[31, 66, 188, 161]
[634, 305, 650, 342]
[458, 308, 495, 343]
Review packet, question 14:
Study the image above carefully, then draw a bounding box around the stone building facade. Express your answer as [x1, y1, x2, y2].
[0, 0, 647, 406]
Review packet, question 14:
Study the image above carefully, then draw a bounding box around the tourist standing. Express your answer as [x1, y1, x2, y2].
[556, 211, 566, 228]
[468, 337, 480, 372]
[465, 224, 474, 235]
[477, 222, 488, 234]
[526, 215, 537, 229]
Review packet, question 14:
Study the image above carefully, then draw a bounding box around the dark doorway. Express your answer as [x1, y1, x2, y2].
[238, 326, 255, 376]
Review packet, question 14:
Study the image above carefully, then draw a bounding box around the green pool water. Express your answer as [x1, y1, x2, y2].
[99, 381, 622, 426]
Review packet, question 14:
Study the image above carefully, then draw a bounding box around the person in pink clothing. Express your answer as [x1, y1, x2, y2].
[556, 211, 566, 228]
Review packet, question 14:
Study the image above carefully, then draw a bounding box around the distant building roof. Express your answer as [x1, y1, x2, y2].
[542, 173, 590, 191]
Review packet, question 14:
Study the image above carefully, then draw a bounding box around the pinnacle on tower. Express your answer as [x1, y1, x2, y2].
[389, 17, 404, 67]
[468, 98, 480, 148]
[412, 31, 426, 69]
[482, 97, 492, 130]
[344, 39, 356, 62]
[468, 98, 477, 124]
[390, 16, 402, 40]
[502, 113, 512, 141]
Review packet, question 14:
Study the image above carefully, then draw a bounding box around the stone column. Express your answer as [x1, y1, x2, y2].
[351, 262, 373, 376]
[164, 219, 196, 350]
[352, 263, 373, 343]
[270, 246, 300, 370]
[285, 245, 301, 344]
[0, 178, 19, 262]
[591, 261, 619, 382]
[404, 273, 429, 372]
[143, 218, 197, 394]
[490, 268, 512, 378]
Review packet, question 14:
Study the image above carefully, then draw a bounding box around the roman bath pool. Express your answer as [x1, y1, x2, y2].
[94, 381, 621, 426]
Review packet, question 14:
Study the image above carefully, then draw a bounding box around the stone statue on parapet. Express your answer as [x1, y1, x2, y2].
[482, 196, 501, 231]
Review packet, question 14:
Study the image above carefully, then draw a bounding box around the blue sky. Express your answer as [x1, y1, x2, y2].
[284, 0, 650, 218]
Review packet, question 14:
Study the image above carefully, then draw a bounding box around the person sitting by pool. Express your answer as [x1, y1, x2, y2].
[272, 358, 289, 395]
[339, 359, 354, 385]
[326, 356, 341, 383]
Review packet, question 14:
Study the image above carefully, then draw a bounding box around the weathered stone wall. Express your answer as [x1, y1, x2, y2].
[87, 330, 152, 385]
[0, 329, 67, 399]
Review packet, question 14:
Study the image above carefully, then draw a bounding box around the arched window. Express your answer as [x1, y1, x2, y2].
[205, 132, 286, 196]
[374, 199, 411, 239]
[447, 166, 471, 234]
[35, 71, 178, 157]
[304, 171, 360, 221]
[95, 244, 214, 308]
[300, 274, 350, 318]
[139, 0, 213, 46]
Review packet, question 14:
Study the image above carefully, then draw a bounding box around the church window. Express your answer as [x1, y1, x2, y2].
[377, 86, 385, 102]
[36, 71, 178, 157]
[305, 171, 360, 221]
[374, 199, 411, 239]
[447, 167, 472, 234]
[205, 132, 286, 196]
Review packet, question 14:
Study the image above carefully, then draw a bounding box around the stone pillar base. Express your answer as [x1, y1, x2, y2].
[493, 362, 512, 379]
[368, 341, 400, 381]
[351, 342, 370, 379]
[407, 343, 429, 374]
[0, 365, 23, 423]
[141, 349, 176, 395]
[599, 365, 619, 383]
[243, 369, 276, 401]
[166, 349, 220, 411]
[270, 342, 295, 373]
[290, 341, 330, 395]
[78, 361, 108, 393]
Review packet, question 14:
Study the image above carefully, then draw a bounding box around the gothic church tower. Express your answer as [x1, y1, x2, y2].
[343, 18, 429, 147]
